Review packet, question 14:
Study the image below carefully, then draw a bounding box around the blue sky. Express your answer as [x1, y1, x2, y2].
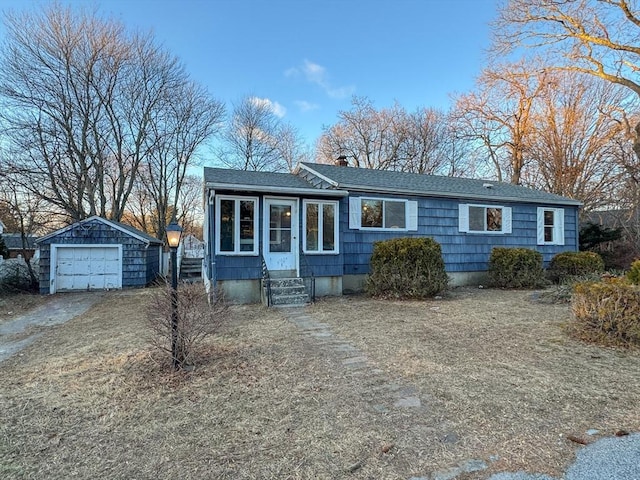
[1, 0, 498, 147]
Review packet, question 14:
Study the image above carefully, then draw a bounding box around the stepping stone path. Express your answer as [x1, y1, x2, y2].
[281, 306, 491, 480]
[281, 307, 424, 412]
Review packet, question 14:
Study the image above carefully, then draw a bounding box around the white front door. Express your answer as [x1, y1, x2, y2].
[264, 198, 298, 274]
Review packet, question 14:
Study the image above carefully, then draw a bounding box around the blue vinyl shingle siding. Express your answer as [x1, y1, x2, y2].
[341, 194, 579, 275]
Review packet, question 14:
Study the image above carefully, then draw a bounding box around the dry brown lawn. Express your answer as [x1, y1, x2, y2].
[0, 286, 638, 479]
[0, 292, 48, 325]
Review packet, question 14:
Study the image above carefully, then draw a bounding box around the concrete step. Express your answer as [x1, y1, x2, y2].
[180, 266, 202, 273]
[270, 284, 307, 296]
[269, 277, 305, 288]
[265, 277, 310, 307]
[271, 293, 309, 306]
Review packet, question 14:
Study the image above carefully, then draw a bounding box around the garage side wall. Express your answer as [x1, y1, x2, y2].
[38, 219, 157, 294]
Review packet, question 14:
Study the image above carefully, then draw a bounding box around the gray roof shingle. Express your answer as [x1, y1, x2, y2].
[204, 166, 348, 197]
[1, 233, 37, 250]
[204, 167, 317, 190]
[299, 162, 582, 206]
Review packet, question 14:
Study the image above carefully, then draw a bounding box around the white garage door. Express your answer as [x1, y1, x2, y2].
[53, 245, 122, 293]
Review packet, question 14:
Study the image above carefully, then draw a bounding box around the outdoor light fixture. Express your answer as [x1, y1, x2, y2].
[166, 217, 183, 370]
[166, 219, 182, 249]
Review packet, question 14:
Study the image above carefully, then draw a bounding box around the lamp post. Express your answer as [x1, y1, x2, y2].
[166, 218, 183, 370]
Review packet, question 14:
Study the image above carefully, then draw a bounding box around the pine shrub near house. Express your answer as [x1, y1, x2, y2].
[571, 277, 640, 347]
[366, 237, 448, 299]
[547, 251, 605, 284]
[488, 247, 546, 288]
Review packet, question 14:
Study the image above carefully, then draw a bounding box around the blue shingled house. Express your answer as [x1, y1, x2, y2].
[203, 162, 581, 304]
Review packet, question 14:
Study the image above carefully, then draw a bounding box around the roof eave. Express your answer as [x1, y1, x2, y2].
[36, 215, 163, 245]
[342, 185, 582, 206]
[205, 182, 348, 197]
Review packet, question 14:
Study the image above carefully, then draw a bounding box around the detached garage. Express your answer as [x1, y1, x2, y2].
[37, 216, 163, 294]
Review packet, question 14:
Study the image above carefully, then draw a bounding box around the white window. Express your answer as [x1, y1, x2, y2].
[537, 207, 564, 245]
[215, 196, 259, 255]
[349, 197, 418, 231]
[459, 204, 512, 234]
[303, 200, 339, 254]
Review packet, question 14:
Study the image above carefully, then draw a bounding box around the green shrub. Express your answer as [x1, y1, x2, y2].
[547, 251, 605, 283]
[488, 247, 546, 288]
[626, 259, 640, 285]
[570, 278, 640, 347]
[366, 237, 448, 299]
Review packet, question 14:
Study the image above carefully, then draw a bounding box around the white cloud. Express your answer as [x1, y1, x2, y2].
[286, 59, 355, 99]
[249, 96, 286, 118]
[294, 100, 320, 112]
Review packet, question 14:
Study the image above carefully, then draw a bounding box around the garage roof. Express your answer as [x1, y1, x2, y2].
[36, 216, 163, 245]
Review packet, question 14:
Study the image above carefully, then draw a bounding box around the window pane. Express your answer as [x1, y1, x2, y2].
[544, 210, 554, 226]
[322, 203, 335, 251]
[468, 206, 485, 231]
[384, 201, 406, 229]
[486, 208, 502, 231]
[545, 226, 554, 242]
[269, 204, 292, 253]
[220, 199, 235, 252]
[306, 203, 318, 251]
[270, 229, 291, 252]
[239, 200, 254, 251]
[361, 199, 383, 227]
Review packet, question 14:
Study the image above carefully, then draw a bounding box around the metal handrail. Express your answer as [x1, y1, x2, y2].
[261, 255, 272, 307]
[299, 251, 316, 303]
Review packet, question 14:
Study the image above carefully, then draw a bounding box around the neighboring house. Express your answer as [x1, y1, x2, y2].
[36, 216, 163, 294]
[203, 162, 582, 304]
[181, 233, 205, 258]
[1, 233, 38, 260]
[0, 219, 38, 259]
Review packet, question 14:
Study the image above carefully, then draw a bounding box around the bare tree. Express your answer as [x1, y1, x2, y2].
[0, 4, 205, 223]
[452, 61, 548, 184]
[494, 0, 640, 172]
[317, 97, 459, 174]
[525, 72, 630, 211]
[0, 174, 52, 286]
[397, 107, 454, 174]
[134, 81, 223, 240]
[218, 95, 303, 172]
[175, 174, 204, 239]
[276, 124, 312, 172]
[316, 96, 404, 170]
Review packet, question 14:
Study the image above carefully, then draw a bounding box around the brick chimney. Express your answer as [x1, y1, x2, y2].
[335, 155, 348, 167]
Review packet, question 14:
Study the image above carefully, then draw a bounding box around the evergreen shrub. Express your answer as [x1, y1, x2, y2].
[547, 251, 605, 283]
[366, 237, 448, 299]
[488, 247, 546, 288]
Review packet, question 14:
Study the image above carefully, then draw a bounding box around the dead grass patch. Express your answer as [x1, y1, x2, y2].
[0, 286, 638, 479]
[0, 292, 48, 325]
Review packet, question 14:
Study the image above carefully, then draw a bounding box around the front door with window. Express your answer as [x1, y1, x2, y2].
[264, 198, 298, 274]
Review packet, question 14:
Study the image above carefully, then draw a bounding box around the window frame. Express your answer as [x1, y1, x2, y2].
[349, 197, 418, 232]
[302, 199, 339, 254]
[459, 203, 512, 234]
[537, 207, 565, 246]
[215, 195, 259, 256]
